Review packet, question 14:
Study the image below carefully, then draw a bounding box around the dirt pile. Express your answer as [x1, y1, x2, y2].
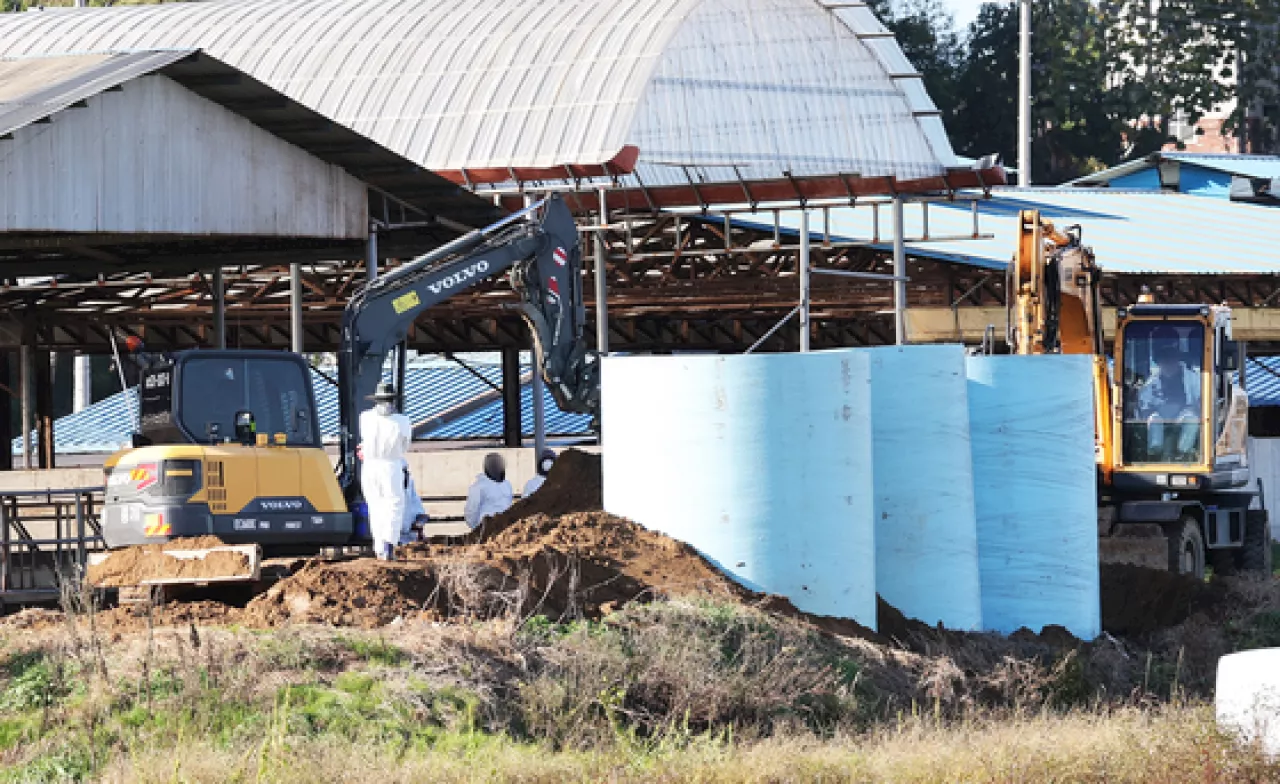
[468, 449, 602, 542]
[243, 560, 456, 629]
[86, 537, 252, 587]
[415, 510, 749, 620]
[1099, 563, 1228, 637]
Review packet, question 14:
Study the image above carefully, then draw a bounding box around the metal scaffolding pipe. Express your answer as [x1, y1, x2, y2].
[213, 267, 226, 350]
[1019, 0, 1032, 186]
[893, 196, 908, 345]
[594, 187, 609, 355]
[290, 263, 304, 354]
[799, 209, 811, 353]
[367, 226, 379, 282]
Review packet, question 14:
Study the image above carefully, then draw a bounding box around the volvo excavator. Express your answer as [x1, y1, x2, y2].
[95, 196, 597, 569]
[1010, 210, 1269, 578]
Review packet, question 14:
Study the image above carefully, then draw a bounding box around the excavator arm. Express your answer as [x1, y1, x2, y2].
[336, 196, 597, 491]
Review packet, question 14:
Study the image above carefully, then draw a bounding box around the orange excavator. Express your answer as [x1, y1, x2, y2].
[1009, 210, 1267, 577]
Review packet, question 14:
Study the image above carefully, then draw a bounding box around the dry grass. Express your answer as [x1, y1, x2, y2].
[95, 705, 1280, 783]
[6, 565, 1280, 782]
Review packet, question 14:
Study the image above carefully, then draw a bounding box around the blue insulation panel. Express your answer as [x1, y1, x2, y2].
[601, 351, 877, 628]
[864, 345, 983, 631]
[966, 355, 1101, 639]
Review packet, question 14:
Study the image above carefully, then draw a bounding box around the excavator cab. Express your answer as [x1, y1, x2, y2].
[1112, 305, 1249, 490]
[1103, 303, 1262, 578]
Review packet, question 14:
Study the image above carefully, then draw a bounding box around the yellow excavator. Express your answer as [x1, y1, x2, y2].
[1009, 210, 1268, 578]
[98, 196, 597, 557]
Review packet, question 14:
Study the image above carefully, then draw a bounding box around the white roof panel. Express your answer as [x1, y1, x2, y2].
[0, 0, 955, 182]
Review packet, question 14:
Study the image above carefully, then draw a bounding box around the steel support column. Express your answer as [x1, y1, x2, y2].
[0, 352, 12, 471]
[893, 196, 908, 345]
[594, 188, 609, 355]
[213, 267, 226, 350]
[19, 343, 31, 470]
[501, 346, 522, 448]
[532, 350, 546, 458]
[35, 349, 53, 469]
[367, 227, 379, 282]
[73, 354, 91, 413]
[290, 262, 304, 354]
[799, 209, 811, 352]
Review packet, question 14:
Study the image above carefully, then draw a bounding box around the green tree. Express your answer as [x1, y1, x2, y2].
[868, 0, 964, 133]
[949, 1, 1128, 184]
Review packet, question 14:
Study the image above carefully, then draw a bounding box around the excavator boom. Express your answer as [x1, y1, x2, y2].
[337, 195, 596, 492]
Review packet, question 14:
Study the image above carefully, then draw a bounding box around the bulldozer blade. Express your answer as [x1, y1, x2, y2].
[1098, 523, 1168, 571]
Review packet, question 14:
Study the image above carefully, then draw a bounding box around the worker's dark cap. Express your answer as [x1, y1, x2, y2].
[367, 382, 397, 401]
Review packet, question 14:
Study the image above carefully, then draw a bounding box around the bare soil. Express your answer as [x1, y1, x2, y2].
[1099, 563, 1228, 638]
[86, 537, 252, 588]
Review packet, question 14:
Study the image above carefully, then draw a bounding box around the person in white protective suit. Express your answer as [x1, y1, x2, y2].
[522, 448, 557, 497]
[358, 383, 412, 560]
[463, 453, 513, 531]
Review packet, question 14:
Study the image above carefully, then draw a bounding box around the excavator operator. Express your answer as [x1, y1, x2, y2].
[1140, 326, 1202, 462]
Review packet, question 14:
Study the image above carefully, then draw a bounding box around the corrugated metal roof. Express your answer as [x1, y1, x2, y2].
[1070, 153, 1280, 190]
[732, 188, 1280, 275]
[0, 0, 954, 185]
[17, 359, 592, 454]
[0, 49, 192, 138]
[1248, 357, 1280, 408]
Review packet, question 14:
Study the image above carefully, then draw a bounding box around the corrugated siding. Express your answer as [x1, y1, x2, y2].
[17, 361, 592, 454]
[0, 0, 952, 181]
[0, 72, 367, 236]
[736, 188, 1280, 275]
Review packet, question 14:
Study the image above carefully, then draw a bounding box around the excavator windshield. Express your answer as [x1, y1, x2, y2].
[1120, 321, 1206, 465]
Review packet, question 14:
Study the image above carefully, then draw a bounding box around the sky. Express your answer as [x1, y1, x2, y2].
[940, 0, 990, 31]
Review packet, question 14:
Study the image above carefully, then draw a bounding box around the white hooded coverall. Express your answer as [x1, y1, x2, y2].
[522, 474, 545, 497]
[463, 474, 513, 529]
[359, 406, 412, 558]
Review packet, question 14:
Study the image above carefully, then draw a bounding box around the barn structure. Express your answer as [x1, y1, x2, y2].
[1, 0, 1279, 469]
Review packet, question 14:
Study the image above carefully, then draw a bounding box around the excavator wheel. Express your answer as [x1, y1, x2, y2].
[1163, 516, 1205, 580]
[1241, 512, 1273, 576]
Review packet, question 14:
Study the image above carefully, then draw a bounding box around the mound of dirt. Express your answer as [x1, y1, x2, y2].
[92, 600, 245, 634]
[243, 560, 453, 629]
[87, 538, 251, 588]
[1100, 563, 1228, 637]
[413, 510, 749, 620]
[468, 449, 602, 542]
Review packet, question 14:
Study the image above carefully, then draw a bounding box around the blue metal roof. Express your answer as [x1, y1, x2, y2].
[1069, 153, 1280, 194]
[733, 188, 1280, 275]
[1248, 356, 1280, 408]
[17, 358, 593, 454]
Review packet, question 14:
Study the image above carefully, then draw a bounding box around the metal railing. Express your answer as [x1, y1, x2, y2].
[0, 487, 106, 604]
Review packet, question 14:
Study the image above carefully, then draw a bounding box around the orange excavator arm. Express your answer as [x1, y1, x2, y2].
[1009, 209, 1115, 478]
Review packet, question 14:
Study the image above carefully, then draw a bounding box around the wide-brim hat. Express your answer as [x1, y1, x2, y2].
[367, 382, 397, 402]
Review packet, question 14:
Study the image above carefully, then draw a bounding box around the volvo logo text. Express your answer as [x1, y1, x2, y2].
[427, 260, 490, 295]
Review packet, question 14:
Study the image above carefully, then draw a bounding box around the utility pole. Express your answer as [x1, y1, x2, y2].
[1018, 0, 1032, 186]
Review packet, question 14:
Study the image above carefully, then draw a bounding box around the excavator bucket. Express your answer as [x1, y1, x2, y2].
[1097, 524, 1169, 571]
[85, 544, 262, 589]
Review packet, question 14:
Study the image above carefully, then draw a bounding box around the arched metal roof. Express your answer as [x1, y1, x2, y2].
[0, 0, 955, 185]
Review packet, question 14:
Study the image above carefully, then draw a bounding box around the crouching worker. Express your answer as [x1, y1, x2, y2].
[464, 453, 513, 531]
[358, 383, 412, 560]
[523, 448, 557, 497]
